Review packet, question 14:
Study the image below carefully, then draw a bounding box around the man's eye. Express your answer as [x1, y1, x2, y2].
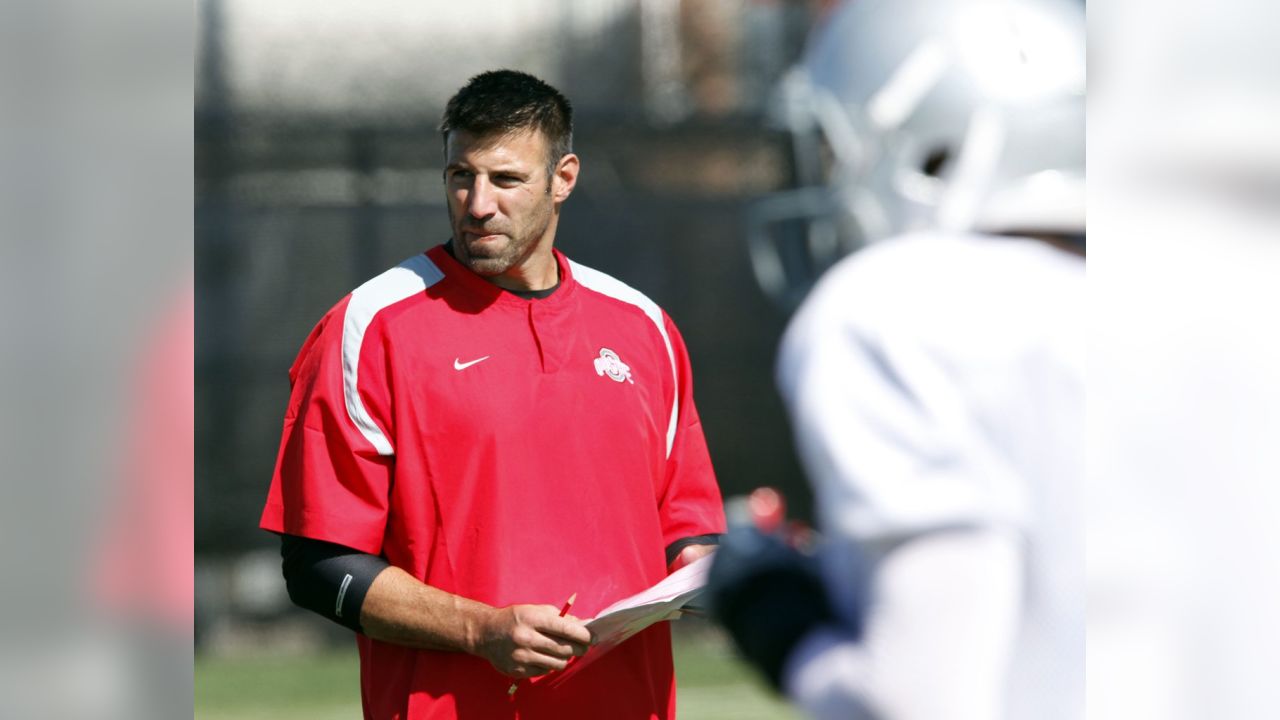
[495, 175, 522, 185]
[448, 171, 473, 183]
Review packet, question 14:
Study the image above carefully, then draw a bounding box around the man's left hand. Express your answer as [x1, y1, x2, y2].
[668, 543, 716, 573]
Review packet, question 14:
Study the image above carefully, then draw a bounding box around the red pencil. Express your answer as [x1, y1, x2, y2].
[558, 592, 578, 617]
[508, 593, 578, 697]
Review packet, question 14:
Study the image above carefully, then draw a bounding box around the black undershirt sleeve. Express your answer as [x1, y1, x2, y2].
[665, 534, 722, 567]
[279, 534, 391, 633]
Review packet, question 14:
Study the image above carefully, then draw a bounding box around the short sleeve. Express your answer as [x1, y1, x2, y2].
[776, 283, 1028, 543]
[656, 313, 727, 548]
[260, 297, 395, 555]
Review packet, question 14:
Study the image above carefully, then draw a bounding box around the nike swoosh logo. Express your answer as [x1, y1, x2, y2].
[453, 356, 491, 371]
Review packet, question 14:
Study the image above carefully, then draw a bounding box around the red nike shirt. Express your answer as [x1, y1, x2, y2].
[261, 244, 725, 719]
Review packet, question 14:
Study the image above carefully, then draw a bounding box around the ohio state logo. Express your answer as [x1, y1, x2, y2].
[593, 347, 634, 384]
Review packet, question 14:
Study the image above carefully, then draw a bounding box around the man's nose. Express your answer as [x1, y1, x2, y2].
[467, 177, 498, 219]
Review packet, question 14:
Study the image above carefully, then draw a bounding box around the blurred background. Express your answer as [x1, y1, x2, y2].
[196, 0, 831, 716]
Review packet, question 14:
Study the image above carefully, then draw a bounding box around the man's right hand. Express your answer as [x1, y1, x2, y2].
[469, 604, 593, 678]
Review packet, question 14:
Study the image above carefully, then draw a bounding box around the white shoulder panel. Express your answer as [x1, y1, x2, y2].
[570, 260, 679, 458]
[342, 254, 445, 455]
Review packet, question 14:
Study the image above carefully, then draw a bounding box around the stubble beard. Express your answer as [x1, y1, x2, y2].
[448, 198, 554, 278]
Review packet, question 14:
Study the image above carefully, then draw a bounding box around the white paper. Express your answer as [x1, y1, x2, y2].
[536, 551, 716, 688]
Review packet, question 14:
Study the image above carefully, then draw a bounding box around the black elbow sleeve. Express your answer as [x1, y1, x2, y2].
[665, 534, 722, 567]
[279, 535, 390, 633]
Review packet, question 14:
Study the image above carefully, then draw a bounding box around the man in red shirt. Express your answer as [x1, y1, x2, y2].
[261, 70, 725, 719]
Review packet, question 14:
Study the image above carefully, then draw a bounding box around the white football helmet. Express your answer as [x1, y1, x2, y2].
[749, 0, 1085, 307]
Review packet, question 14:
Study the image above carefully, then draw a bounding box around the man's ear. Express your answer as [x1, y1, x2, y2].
[551, 153, 580, 203]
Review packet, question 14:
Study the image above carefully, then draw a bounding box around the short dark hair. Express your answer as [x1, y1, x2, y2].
[440, 70, 574, 177]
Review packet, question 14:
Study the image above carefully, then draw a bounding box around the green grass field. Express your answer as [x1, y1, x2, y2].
[195, 627, 802, 719]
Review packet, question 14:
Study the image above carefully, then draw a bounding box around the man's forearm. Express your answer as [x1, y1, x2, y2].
[358, 565, 494, 653]
[360, 566, 594, 678]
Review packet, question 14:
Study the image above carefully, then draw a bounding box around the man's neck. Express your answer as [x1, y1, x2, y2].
[445, 240, 562, 295]
[488, 256, 559, 292]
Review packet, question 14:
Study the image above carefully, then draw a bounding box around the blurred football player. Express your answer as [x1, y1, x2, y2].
[709, 0, 1085, 718]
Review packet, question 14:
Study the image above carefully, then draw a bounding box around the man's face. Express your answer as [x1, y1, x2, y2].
[444, 128, 560, 281]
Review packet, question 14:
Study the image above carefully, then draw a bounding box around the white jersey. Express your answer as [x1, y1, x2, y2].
[776, 231, 1084, 720]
